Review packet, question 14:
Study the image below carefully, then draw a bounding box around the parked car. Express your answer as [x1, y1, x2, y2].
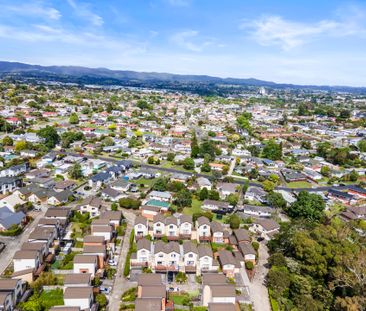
[100, 286, 111, 294]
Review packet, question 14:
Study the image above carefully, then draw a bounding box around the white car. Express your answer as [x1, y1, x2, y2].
[108, 258, 117, 266]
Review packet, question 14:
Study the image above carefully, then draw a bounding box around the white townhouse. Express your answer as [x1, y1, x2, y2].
[196, 216, 211, 242]
[153, 241, 181, 272]
[134, 216, 149, 239]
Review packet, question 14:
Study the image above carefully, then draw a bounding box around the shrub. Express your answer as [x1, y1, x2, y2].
[245, 261, 254, 270]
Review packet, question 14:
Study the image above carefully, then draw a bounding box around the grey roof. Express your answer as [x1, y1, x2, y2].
[202, 274, 227, 286]
[198, 244, 213, 258]
[208, 303, 236, 311]
[233, 229, 250, 243]
[135, 298, 162, 311]
[238, 242, 256, 256]
[81, 196, 102, 207]
[0, 207, 25, 230]
[135, 215, 148, 226]
[0, 177, 20, 187]
[137, 274, 162, 286]
[210, 221, 224, 233]
[183, 241, 198, 254]
[196, 216, 210, 226]
[154, 241, 180, 254]
[63, 287, 93, 299]
[137, 238, 152, 251]
[101, 187, 121, 198]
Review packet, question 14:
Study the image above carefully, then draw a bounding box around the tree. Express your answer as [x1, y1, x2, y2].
[183, 157, 195, 170]
[119, 198, 141, 209]
[191, 132, 200, 158]
[208, 190, 220, 200]
[228, 214, 241, 229]
[69, 112, 79, 124]
[339, 109, 351, 120]
[167, 152, 175, 161]
[175, 189, 192, 207]
[2, 136, 13, 146]
[227, 193, 239, 206]
[263, 180, 275, 192]
[349, 170, 359, 182]
[262, 139, 282, 160]
[68, 163, 83, 179]
[153, 178, 168, 191]
[286, 191, 325, 221]
[14, 140, 28, 152]
[267, 192, 286, 209]
[96, 293, 108, 310]
[320, 166, 330, 177]
[175, 272, 188, 283]
[37, 126, 60, 149]
[199, 187, 209, 200]
[357, 139, 366, 152]
[268, 266, 291, 299]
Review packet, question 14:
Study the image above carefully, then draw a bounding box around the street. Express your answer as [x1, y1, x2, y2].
[108, 209, 136, 311]
[248, 242, 271, 311]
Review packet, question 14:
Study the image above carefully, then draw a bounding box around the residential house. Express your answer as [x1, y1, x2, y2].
[73, 255, 98, 277]
[153, 241, 181, 272]
[196, 177, 212, 190]
[217, 250, 240, 277]
[211, 221, 225, 244]
[244, 186, 267, 203]
[63, 287, 94, 310]
[202, 200, 230, 212]
[131, 238, 152, 268]
[196, 216, 211, 242]
[182, 241, 198, 274]
[79, 196, 102, 218]
[250, 219, 280, 240]
[13, 250, 41, 273]
[134, 216, 149, 240]
[217, 183, 238, 199]
[0, 207, 25, 232]
[0, 177, 21, 195]
[63, 273, 92, 287]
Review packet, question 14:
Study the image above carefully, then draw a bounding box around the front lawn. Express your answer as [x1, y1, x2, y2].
[182, 198, 202, 215]
[285, 181, 312, 189]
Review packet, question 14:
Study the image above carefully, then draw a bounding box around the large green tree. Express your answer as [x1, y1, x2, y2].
[286, 191, 325, 221]
[37, 126, 60, 149]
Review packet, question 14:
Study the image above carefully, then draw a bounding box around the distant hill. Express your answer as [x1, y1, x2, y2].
[0, 61, 365, 94]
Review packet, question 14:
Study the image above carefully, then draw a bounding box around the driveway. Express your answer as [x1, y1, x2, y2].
[248, 242, 271, 311]
[0, 209, 46, 274]
[108, 210, 136, 311]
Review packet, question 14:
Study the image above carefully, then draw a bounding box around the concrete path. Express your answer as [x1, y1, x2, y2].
[108, 210, 136, 311]
[248, 242, 271, 311]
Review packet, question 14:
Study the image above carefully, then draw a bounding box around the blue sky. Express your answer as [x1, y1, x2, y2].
[1, 0, 366, 86]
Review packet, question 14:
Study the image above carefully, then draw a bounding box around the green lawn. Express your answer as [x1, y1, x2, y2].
[183, 198, 202, 215]
[161, 161, 195, 173]
[133, 178, 157, 187]
[286, 181, 312, 189]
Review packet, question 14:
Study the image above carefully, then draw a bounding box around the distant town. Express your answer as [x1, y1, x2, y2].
[0, 80, 365, 311]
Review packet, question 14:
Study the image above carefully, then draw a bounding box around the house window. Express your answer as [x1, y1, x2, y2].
[169, 225, 174, 229]
[188, 254, 193, 258]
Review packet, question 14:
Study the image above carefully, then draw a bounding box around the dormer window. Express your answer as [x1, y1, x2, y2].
[169, 225, 174, 229]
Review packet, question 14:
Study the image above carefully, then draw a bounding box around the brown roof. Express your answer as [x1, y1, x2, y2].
[140, 285, 166, 299]
[63, 273, 91, 285]
[83, 235, 105, 244]
[63, 286, 93, 299]
[54, 180, 76, 190]
[137, 274, 162, 286]
[49, 307, 80, 311]
[73, 254, 97, 264]
[255, 219, 280, 232]
[91, 225, 112, 233]
[137, 238, 152, 251]
[202, 274, 227, 286]
[135, 298, 162, 311]
[81, 196, 102, 208]
[198, 244, 213, 258]
[91, 219, 110, 226]
[45, 208, 70, 218]
[13, 250, 39, 260]
[21, 242, 47, 252]
[28, 227, 55, 240]
[210, 221, 224, 233]
[233, 229, 250, 243]
[208, 303, 236, 311]
[238, 242, 256, 256]
[135, 215, 148, 226]
[100, 210, 122, 221]
[197, 216, 210, 226]
[218, 250, 239, 267]
[183, 241, 198, 254]
[0, 279, 20, 289]
[83, 245, 106, 254]
[154, 241, 180, 254]
[210, 285, 236, 297]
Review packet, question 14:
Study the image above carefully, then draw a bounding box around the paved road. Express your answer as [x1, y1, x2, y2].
[109, 210, 136, 311]
[0, 210, 46, 274]
[63, 151, 354, 193]
[227, 158, 237, 176]
[249, 242, 271, 311]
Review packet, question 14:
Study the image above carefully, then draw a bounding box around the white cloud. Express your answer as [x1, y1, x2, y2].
[241, 10, 366, 50]
[241, 16, 340, 50]
[67, 0, 103, 26]
[0, 2, 61, 20]
[166, 0, 190, 7]
[171, 30, 213, 52]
